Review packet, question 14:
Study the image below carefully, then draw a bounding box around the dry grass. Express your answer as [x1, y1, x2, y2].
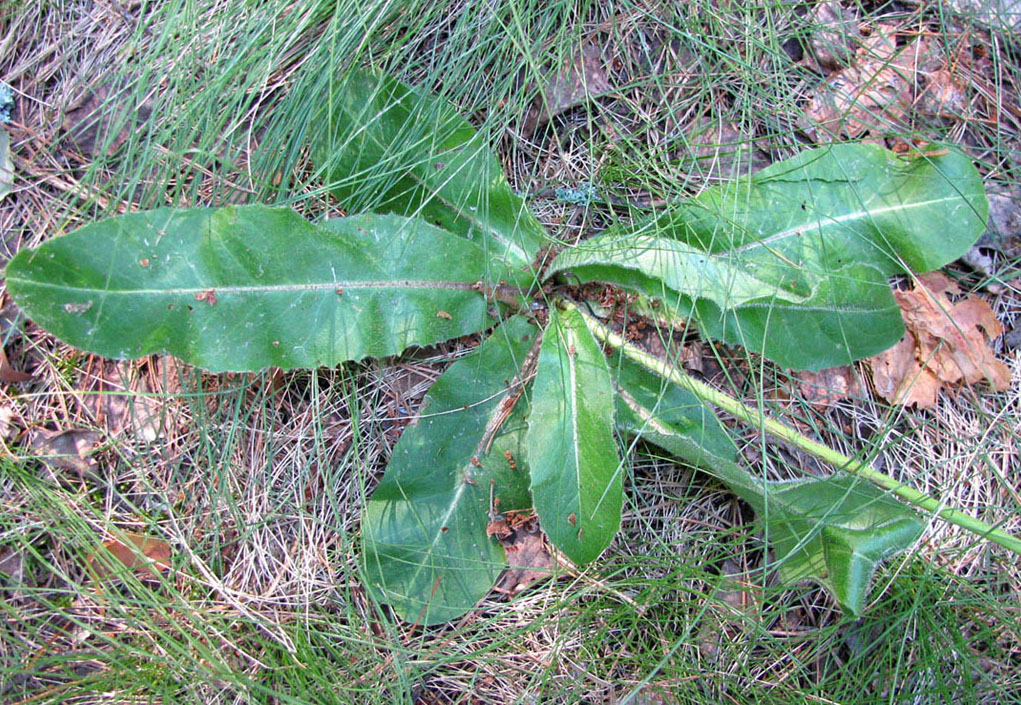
[3, 1, 1021, 703]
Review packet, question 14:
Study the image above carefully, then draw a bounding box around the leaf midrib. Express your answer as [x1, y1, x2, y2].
[729, 195, 961, 255]
[9, 278, 484, 297]
[567, 328, 582, 522]
[562, 194, 964, 295]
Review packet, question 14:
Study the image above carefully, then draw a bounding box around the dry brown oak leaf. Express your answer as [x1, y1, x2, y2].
[869, 272, 1010, 408]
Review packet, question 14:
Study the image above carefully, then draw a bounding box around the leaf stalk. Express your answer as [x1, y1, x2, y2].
[569, 302, 1021, 555]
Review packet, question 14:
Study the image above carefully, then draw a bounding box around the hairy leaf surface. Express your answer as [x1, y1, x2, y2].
[317, 69, 547, 270]
[527, 307, 621, 564]
[6, 206, 509, 371]
[614, 360, 923, 615]
[362, 316, 537, 625]
[550, 146, 987, 369]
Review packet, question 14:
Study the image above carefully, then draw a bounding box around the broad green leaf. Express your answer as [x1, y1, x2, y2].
[317, 69, 547, 270]
[362, 316, 537, 625]
[750, 477, 924, 614]
[693, 262, 905, 370]
[614, 362, 923, 615]
[609, 350, 736, 467]
[5, 205, 512, 372]
[557, 233, 814, 308]
[527, 307, 621, 564]
[567, 261, 902, 371]
[550, 145, 987, 369]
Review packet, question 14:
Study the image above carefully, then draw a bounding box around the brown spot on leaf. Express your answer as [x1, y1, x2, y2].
[195, 289, 217, 306]
[436, 310, 453, 320]
[63, 301, 93, 315]
[568, 513, 577, 527]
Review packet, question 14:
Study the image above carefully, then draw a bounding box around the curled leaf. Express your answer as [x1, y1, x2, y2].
[613, 357, 923, 615]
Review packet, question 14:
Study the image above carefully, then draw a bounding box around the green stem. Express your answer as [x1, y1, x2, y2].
[570, 303, 1021, 555]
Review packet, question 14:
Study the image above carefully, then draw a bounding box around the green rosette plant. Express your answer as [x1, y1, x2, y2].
[7, 69, 1017, 625]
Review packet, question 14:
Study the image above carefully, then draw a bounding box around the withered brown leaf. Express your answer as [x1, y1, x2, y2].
[0, 345, 32, 383]
[520, 43, 612, 135]
[88, 533, 172, 581]
[493, 512, 553, 595]
[30, 428, 101, 477]
[797, 365, 863, 405]
[869, 273, 1011, 408]
[801, 25, 926, 141]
